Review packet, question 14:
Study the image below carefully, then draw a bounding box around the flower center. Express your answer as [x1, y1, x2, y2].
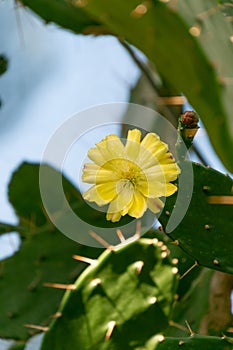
[102, 158, 143, 186]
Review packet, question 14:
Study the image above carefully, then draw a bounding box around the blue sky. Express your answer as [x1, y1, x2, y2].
[0, 0, 140, 225]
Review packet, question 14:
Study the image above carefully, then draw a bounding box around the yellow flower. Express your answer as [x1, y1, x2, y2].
[82, 129, 180, 222]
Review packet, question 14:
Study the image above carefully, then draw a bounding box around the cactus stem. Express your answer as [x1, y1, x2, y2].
[116, 229, 126, 243]
[185, 320, 194, 336]
[133, 260, 144, 274]
[24, 324, 49, 331]
[179, 261, 198, 280]
[88, 230, 114, 250]
[43, 283, 76, 290]
[105, 320, 116, 340]
[72, 255, 97, 266]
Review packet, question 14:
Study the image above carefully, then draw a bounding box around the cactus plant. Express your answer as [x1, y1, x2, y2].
[2, 0, 233, 348]
[2, 160, 233, 346]
[166, 268, 214, 337]
[156, 335, 233, 350]
[160, 162, 233, 274]
[0, 163, 101, 340]
[40, 237, 178, 350]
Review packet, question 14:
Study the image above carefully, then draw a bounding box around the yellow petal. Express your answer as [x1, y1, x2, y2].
[143, 165, 166, 182]
[136, 164, 180, 197]
[96, 134, 124, 162]
[128, 190, 147, 218]
[160, 163, 181, 182]
[106, 181, 134, 221]
[106, 210, 122, 222]
[136, 166, 167, 198]
[82, 163, 100, 184]
[159, 152, 176, 164]
[95, 168, 120, 184]
[83, 182, 117, 205]
[137, 179, 167, 198]
[96, 182, 118, 202]
[147, 198, 164, 214]
[126, 129, 141, 143]
[141, 132, 160, 150]
[142, 133, 168, 159]
[139, 133, 168, 169]
[87, 147, 106, 166]
[125, 129, 141, 161]
[82, 186, 107, 206]
[166, 183, 178, 196]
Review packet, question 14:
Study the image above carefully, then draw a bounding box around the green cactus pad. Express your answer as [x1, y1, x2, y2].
[160, 162, 233, 274]
[166, 269, 214, 337]
[0, 229, 91, 340]
[41, 238, 178, 350]
[0, 163, 102, 340]
[156, 334, 233, 350]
